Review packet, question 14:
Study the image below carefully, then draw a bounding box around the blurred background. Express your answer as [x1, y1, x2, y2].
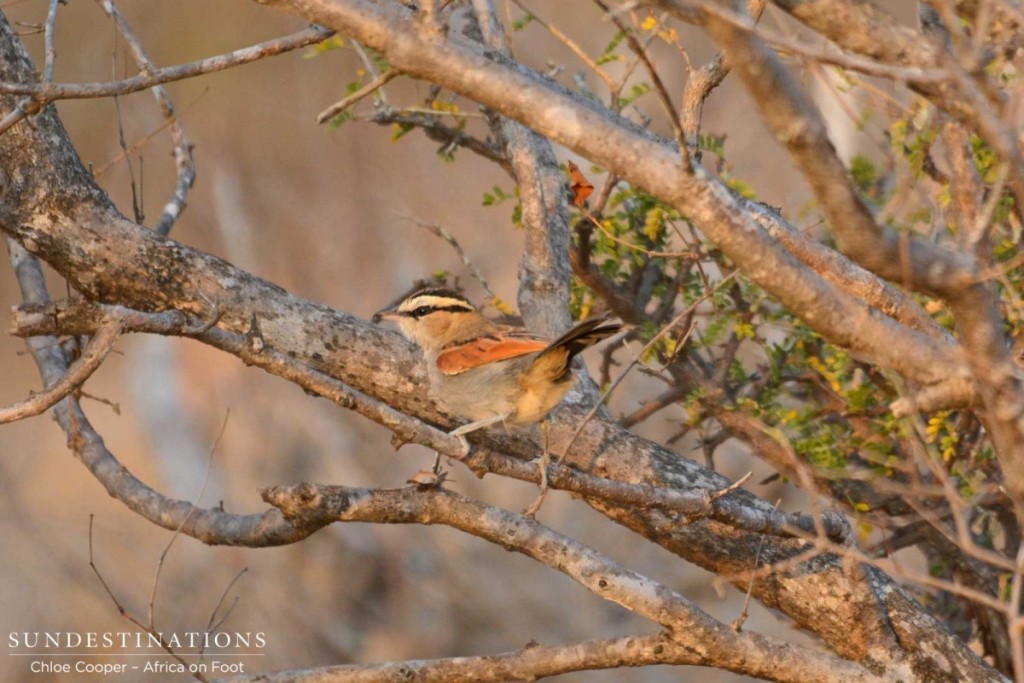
[0, 0, 913, 680]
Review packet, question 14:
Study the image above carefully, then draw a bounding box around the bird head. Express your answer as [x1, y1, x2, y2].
[373, 287, 481, 351]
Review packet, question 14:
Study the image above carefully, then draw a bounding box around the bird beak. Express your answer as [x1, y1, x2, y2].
[372, 307, 397, 323]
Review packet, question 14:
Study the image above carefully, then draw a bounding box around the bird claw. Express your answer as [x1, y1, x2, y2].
[446, 412, 510, 460]
[452, 433, 471, 460]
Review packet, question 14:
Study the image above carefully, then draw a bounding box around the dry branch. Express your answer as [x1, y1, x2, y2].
[0, 26, 332, 100]
[0, 318, 120, 424]
[257, 483, 893, 683]
[217, 634, 708, 683]
[95, 0, 194, 234]
[471, 0, 574, 336]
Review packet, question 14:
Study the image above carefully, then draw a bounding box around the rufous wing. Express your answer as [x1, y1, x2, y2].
[437, 336, 548, 375]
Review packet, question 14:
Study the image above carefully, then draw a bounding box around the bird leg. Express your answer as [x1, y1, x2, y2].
[447, 412, 511, 458]
[523, 418, 552, 518]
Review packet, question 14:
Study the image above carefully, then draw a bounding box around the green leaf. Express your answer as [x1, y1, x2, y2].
[304, 35, 345, 58]
[597, 31, 626, 65]
[511, 13, 534, 31]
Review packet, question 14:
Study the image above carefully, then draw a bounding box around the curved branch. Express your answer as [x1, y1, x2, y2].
[0, 317, 120, 424]
[6, 240, 310, 547]
[260, 483, 893, 683]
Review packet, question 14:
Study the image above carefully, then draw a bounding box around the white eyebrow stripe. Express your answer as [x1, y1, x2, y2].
[399, 295, 474, 312]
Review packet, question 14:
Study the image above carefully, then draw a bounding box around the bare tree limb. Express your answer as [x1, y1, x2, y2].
[762, 0, 1024, 220]
[258, 483, 895, 683]
[5, 240, 308, 546]
[740, 197, 956, 344]
[698, 5, 975, 295]
[41, 0, 58, 83]
[655, 0, 948, 84]
[0, 26, 332, 99]
[0, 315, 120, 424]
[216, 633, 711, 683]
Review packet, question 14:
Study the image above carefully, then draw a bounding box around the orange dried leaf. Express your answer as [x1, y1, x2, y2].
[406, 469, 450, 490]
[567, 160, 594, 208]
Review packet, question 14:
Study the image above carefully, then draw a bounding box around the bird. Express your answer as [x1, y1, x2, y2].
[372, 286, 622, 449]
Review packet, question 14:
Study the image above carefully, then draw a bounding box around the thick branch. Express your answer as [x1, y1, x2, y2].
[471, 0, 572, 335]
[700, 9, 974, 295]
[741, 198, 955, 343]
[10, 299, 850, 541]
[763, 0, 1024, 218]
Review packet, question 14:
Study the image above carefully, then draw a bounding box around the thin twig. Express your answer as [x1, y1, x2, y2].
[110, 35, 143, 225]
[732, 495, 776, 632]
[204, 568, 248, 643]
[93, 87, 208, 177]
[95, 0, 195, 235]
[595, 0, 689, 169]
[88, 516, 209, 682]
[509, 0, 615, 90]
[527, 309, 698, 514]
[0, 26, 334, 100]
[396, 213, 498, 303]
[147, 411, 230, 626]
[316, 68, 399, 123]
[42, 0, 59, 83]
[586, 210, 700, 258]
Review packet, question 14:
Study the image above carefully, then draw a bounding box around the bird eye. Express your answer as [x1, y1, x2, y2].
[412, 306, 432, 318]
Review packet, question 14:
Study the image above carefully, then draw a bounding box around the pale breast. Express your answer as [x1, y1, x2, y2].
[427, 354, 529, 422]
